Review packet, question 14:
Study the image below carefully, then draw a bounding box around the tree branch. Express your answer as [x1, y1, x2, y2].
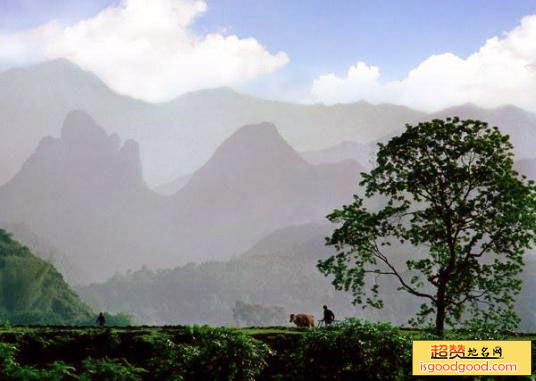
[371, 240, 436, 302]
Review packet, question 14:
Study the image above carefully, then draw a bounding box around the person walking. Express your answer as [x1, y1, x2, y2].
[96, 312, 106, 327]
[322, 305, 335, 326]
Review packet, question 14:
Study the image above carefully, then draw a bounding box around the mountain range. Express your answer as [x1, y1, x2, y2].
[0, 111, 362, 283]
[6, 59, 536, 190]
[2, 59, 536, 326]
[0, 111, 166, 282]
[79, 222, 419, 326]
[78, 220, 536, 330]
[0, 59, 422, 187]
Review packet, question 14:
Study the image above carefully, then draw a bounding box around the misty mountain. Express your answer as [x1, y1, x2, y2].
[0, 59, 424, 187]
[78, 220, 536, 329]
[0, 59, 155, 186]
[3, 60, 535, 189]
[79, 222, 418, 325]
[0, 112, 364, 282]
[153, 101, 536, 194]
[0, 110, 169, 283]
[301, 141, 375, 169]
[154, 173, 192, 195]
[432, 103, 536, 161]
[167, 122, 363, 264]
[156, 139, 375, 196]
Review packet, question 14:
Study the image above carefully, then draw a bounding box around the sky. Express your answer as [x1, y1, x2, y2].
[0, 0, 535, 111]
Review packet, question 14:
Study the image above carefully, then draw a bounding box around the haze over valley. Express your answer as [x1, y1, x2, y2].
[0, 56, 535, 326]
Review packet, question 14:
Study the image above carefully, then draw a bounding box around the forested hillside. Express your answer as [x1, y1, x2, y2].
[79, 223, 419, 325]
[0, 229, 93, 323]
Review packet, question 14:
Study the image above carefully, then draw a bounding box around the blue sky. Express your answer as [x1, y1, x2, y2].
[1, 0, 535, 110]
[196, 0, 536, 78]
[0, 0, 112, 31]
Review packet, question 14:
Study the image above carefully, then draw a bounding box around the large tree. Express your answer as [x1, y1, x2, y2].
[318, 118, 536, 334]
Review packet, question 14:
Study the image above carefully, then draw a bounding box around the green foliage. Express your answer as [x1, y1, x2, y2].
[150, 325, 271, 380]
[232, 301, 287, 327]
[80, 357, 147, 381]
[189, 327, 270, 380]
[295, 318, 413, 380]
[0, 342, 77, 380]
[0, 326, 269, 380]
[0, 229, 94, 324]
[0, 324, 532, 380]
[0, 342, 18, 374]
[10, 361, 77, 381]
[319, 118, 536, 333]
[148, 338, 200, 380]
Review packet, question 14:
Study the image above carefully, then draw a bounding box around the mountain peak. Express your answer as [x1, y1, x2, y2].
[40, 57, 80, 70]
[213, 122, 307, 168]
[495, 104, 534, 115]
[2, 58, 92, 80]
[438, 102, 480, 112]
[168, 86, 246, 105]
[61, 110, 108, 145]
[1, 110, 147, 199]
[178, 121, 311, 199]
[230, 121, 279, 140]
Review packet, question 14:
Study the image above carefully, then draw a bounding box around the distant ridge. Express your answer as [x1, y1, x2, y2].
[0, 114, 364, 282]
[169, 121, 364, 263]
[0, 59, 425, 186]
[0, 110, 165, 282]
[301, 141, 374, 169]
[431, 104, 536, 161]
[79, 222, 420, 325]
[2, 59, 535, 187]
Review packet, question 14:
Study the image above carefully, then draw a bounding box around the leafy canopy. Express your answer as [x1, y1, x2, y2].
[318, 118, 536, 331]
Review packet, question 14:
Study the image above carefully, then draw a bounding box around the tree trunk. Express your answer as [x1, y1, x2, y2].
[435, 298, 445, 336]
[435, 273, 448, 336]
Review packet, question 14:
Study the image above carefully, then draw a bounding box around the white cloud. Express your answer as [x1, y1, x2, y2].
[310, 15, 536, 112]
[0, 0, 289, 102]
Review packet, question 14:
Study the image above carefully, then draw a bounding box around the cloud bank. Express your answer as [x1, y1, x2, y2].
[0, 0, 289, 102]
[310, 15, 536, 112]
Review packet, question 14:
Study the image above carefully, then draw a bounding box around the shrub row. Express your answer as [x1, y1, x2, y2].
[0, 320, 531, 380]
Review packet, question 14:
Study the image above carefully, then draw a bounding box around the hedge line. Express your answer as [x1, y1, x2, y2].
[0, 319, 532, 380]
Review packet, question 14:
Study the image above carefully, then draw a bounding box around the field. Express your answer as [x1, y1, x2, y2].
[0, 321, 535, 380]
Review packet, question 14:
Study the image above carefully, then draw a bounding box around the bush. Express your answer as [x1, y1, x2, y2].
[80, 357, 147, 381]
[191, 327, 270, 380]
[292, 319, 524, 380]
[0, 322, 529, 380]
[148, 338, 200, 380]
[0, 342, 77, 381]
[295, 319, 414, 380]
[150, 325, 271, 380]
